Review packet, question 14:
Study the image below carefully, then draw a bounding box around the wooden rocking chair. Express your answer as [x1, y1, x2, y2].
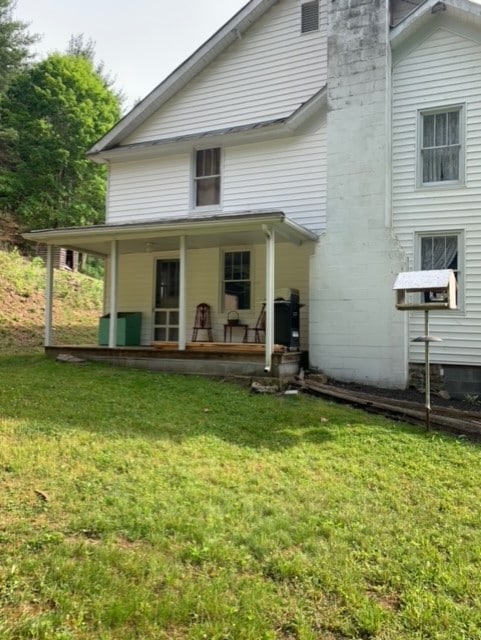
[243, 304, 266, 343]
[191, 303, 214, 342]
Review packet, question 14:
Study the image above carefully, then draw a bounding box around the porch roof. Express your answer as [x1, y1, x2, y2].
[23, 210, 319, 256]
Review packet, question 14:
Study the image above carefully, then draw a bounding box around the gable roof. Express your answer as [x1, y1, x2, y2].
[90, 0, 481, 156]
[89, 0, 279, 156]
[391, 0, 481, 48]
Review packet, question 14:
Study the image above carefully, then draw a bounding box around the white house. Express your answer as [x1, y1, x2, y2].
[25, 0, 481, 395]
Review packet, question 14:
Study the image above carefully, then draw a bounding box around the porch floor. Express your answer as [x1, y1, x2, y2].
[45, 343, 302, 379]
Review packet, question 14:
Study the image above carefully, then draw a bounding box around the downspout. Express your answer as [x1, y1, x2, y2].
[263, 225, 275, 373]
[108, 239, 119, 348]
[44, 244, 54, 347]
[178, 235, 187, 351]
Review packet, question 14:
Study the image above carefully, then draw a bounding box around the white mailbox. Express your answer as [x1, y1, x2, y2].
[393, 269, 457, 311]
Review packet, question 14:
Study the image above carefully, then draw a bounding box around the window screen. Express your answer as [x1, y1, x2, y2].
[420, 234, 460, 304]
[223, 251, 251, 310]
[195, 148, 221, 206]
[421, 110, 461, 184]
[421, 235, 458, 273]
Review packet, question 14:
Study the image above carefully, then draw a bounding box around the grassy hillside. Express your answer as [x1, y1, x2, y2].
[0, 249, 103, 353]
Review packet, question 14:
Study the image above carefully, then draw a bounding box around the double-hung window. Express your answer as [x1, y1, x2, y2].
[194, 148, 221, 207]
[223, 251, 251, 311]
[419, 107, 463, 186]
[419, 232, 462, 308]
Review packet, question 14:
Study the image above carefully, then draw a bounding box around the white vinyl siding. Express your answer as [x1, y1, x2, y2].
[122, 0, 327, 145]
[107, 155, 190, 223]
[392, 25, 481, 365]
[107, 125, 326, 232]
[223, 126, 326, 232]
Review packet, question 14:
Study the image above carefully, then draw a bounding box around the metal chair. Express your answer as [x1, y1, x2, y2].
[191, 303, 214, 342]
[243, 304, 266, 343]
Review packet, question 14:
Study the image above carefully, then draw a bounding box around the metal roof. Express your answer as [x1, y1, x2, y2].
[88, 87, 327, 164]
[24, 211, 319, 256]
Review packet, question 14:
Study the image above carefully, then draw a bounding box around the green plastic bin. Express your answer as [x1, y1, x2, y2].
[98, 312, 142, 346]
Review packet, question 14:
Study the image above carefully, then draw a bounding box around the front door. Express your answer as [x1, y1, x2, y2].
[153, 259, 180, 342]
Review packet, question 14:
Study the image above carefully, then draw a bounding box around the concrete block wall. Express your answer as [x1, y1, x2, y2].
[443, 366, 481, 400]
[309, 0, 408, 388]
[410, 362, 481, 400]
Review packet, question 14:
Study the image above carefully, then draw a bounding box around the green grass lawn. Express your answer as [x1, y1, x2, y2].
[1, 355, 480, 639]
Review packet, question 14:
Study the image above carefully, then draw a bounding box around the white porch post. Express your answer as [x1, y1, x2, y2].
[44, 244, 54, 347]
[264, 226, 275, 373]
[179, 235, 187, 351]
[108, 239, 119, 348]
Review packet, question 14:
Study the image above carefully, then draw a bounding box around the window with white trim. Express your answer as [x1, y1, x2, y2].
[419, 107, 463, 186]
[194, 148, 221, 207]
[418, 232, 462, 307]
[301, 1, 319, 33]
[223, 251, 251, 311]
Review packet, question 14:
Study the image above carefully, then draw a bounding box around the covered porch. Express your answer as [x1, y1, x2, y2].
[25, 211, 318, 377]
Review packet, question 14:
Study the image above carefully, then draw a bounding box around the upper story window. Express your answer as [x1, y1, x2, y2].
[194, 148, 221, 207]
[301, 1, 319, 33]
[419, 107, 463, 187]
[223, 250, 251, 311]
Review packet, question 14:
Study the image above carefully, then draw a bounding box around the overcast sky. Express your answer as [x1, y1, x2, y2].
[14, 0, 248, 109]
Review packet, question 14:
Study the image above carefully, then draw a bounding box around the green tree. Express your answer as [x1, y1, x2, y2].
[0, 0, 36, 169]
[1, 52, 120, 229]
[67, 33, 124, 102]
[0, 0, 35, 95]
